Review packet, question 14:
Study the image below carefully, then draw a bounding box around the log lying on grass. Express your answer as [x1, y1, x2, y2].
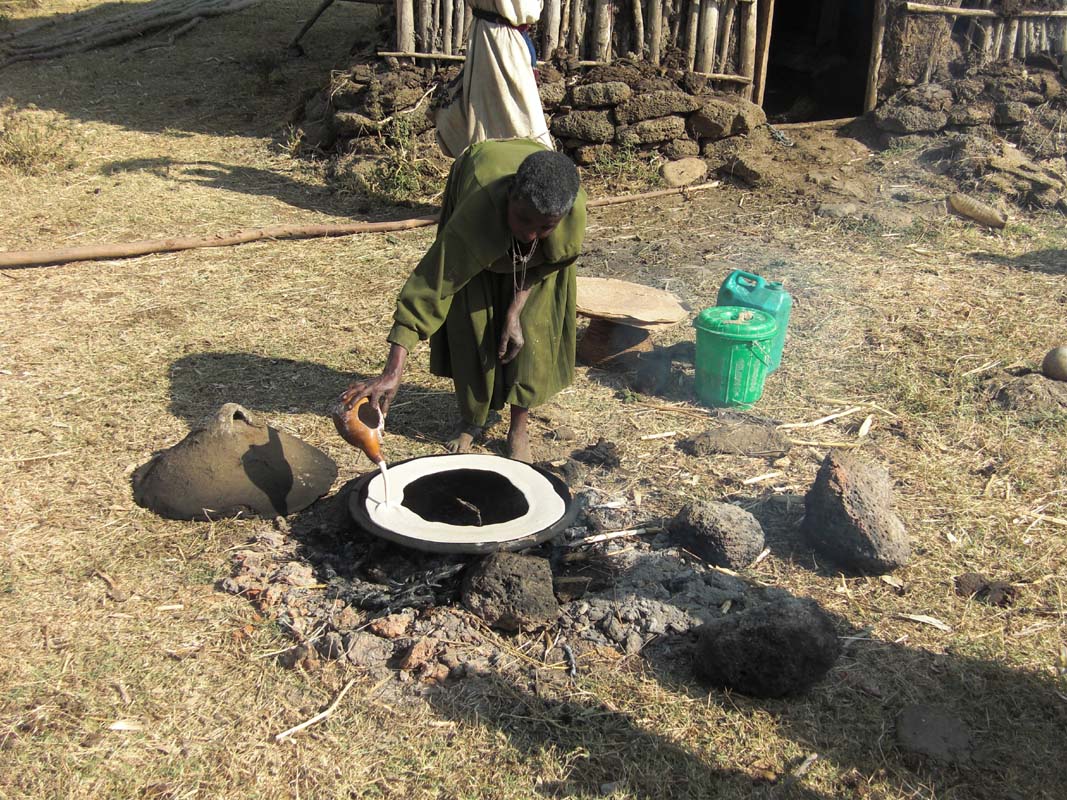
[0, 183, 722, 269]
[0, 0, 262, 68]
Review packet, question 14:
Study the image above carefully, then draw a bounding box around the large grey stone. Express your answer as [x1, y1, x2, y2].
[660, 157, 708, 187]
[732, 97, 767, 134]
[539, 81, 567, 110]
[693, 597, 840, 697]
[802, 451, 910, 574]
[132, 404, 337, 520]
[663, 138, 701, 159]
[571, 81, 632, 108]
[614, 91, 701, 125]
[670, 501, 765, 569]
[687, 98, 737, 140]
[551, 110, 615, 143]
[994, 101, 1030, 126]
[461, 552, 558, 632]
[615, 115, 686, 147]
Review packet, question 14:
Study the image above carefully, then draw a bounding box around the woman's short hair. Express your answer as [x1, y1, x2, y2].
[511, 150, 581, 217]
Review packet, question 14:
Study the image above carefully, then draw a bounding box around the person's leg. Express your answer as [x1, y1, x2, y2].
[444, 410, 500, 453]
[507, 404, 531, 462]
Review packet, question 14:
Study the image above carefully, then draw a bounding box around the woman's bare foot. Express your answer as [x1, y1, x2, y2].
[507, 405, 532, 463]
[506, 428, 532, 462]
[445, 423, 483, 453]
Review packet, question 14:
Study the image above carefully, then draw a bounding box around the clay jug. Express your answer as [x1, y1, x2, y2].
[332, 393, 384, 464]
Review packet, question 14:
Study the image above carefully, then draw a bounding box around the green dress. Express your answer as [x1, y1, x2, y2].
[387, 139, 587, 426]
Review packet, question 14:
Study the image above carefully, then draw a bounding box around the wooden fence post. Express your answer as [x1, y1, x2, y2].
[738, 0, 757, 100]
[753, 0, 775, 106]
[397, 0, 416, 54]
[543, 0, 561, 56]
[865, 0, 887, 111]
[695, 0, 719, 73]
[717, 0, 736, 72]
[592, 0, 613, 61]
[648, 0, 663, 64]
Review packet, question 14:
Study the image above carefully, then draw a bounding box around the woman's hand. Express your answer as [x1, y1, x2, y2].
[332, 344, 408, 418]
[498, 312, 525, 364]
[499, 287, 531, 364]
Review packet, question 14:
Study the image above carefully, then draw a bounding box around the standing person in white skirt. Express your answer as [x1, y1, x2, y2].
[433, 0, 554, 157]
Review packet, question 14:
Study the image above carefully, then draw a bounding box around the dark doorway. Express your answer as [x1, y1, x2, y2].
[762, 1, 874, 123]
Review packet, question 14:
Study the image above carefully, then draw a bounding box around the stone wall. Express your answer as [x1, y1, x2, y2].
[295, 56, 765, 168]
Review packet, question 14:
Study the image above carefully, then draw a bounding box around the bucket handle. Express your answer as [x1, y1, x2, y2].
[750, 339, 773, 367]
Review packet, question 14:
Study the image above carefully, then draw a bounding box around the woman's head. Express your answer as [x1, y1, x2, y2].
[507, 150, 580, 243]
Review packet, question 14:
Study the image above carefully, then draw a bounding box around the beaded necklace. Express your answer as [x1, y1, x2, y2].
[510, 236, 538, 295]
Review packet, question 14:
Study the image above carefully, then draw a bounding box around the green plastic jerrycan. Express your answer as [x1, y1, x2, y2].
[716, 270, 792, 372]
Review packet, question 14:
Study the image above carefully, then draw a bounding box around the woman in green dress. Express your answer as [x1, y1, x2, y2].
[335, 139, 587, 462]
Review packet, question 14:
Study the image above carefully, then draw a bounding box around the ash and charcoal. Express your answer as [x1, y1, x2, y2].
[218, 447, 922, 698]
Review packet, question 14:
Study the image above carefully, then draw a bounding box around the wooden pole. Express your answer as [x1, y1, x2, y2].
[695, 0, 718, 73]
[452, 0, 464, 51]
[559, 0, 572, 54]
[0, 184, 724, 270]
[685, 0, 701, 70]
[592, 0, 612, 61]
[966, 0, 990, 58]
[753, 0, 775, 107]
[992, 19, 1004, 60]
[689, 68, 750, 83]
[416, 0, 431, 52]
[1017, 20, 1028, 59]
[569, 0, 586, 58]
[441, 0, 452, 54]
[717, 0, 735, 73]
[431, 0, 440, 52]
[648, 0, 663, 63]
[1004, 18, 1019, 59]
[397, 0, 416, 53]
[904, 3, 1067, 19]
[738, 0, 757, 100]
[543, 0, 561, 56]
[864, 0, 886, 111]
[668, 0, 681, 48]
[631, 0, 645, 57]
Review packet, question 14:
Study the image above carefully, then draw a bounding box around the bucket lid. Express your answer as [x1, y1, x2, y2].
[693, 306, 777, 340]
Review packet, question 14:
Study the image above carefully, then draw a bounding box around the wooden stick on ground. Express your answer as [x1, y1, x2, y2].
[0, 182, 722, 269]
[274, 679, 357, 742]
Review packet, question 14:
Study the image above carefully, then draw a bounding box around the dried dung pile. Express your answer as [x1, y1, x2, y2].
[873, 62, 1067, 209]
[292, 56, 767, 173]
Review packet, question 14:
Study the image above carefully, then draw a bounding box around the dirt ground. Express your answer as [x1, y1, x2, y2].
[1, 2, 1066, 799]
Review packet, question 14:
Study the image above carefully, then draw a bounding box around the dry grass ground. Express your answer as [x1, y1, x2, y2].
[1, 2, 1066, 799]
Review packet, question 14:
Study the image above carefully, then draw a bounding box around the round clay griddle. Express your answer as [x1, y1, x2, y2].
[347, 453, 579, 554]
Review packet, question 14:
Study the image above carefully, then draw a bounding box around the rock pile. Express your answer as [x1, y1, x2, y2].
[873, 63, 1067, 208]
[295, 57, 766, 173]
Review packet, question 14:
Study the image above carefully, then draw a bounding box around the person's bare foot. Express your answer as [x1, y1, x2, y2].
[506, 427, 532, 462]
[445, 423, 483, 453]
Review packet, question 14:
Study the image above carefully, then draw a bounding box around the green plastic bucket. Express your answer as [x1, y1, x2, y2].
[692, 306, 778, 408]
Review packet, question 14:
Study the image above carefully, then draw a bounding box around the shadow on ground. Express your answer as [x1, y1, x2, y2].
[421, 582, 1067, 799]
[970, 248, 1067, 277]
[167, 350, 455, 443]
